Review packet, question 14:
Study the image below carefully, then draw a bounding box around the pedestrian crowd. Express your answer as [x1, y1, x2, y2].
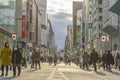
[78, 49, 120, 72]
[0, 42, 42, 78]
[0, 42, 120, 78]
[0, 42, 22, 77]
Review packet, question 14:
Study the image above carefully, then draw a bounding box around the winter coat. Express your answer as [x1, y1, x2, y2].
[115, 54, 120, 66]
[106, 53, 114, 65]
[0, 47, 12, 66]
[102, 53, 107, 63]
[54, 54, 58, 62]
[83, 54, 89, 64]
[90, 51, 98, 63]
[12, 49, 22, 67]
[34, 52, 40, 62]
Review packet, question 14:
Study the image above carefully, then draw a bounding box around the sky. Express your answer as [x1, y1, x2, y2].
[47, 0, 83, 49]
[0, 0, 11, 5]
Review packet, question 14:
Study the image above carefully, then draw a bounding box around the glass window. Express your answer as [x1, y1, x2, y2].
[99, 8, 102, 13]
[98, 0, 102, 4]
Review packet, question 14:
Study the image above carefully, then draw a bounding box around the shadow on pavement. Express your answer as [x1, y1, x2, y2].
[0, 77, 14, 80]
[96, 71, 106, 76]
[111, 71, 120, 76]
[81, 68, 92, 72]
[27, 69, 36, 72]
[87, 69, 92, 72]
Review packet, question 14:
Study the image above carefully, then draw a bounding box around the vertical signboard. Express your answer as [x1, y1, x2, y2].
[36, 7, 38, 45]
[89, 15, 92, 29]
[22, 15, 26, 38]
[29, 0, 32, 41]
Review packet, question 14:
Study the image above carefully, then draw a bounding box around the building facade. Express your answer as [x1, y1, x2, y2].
[0, 0, 15, 48]
[102, 0, 118, 53]
[73, 1, 83, 51]
[36, 0, 47, 26]
[47, 19, 56, 55]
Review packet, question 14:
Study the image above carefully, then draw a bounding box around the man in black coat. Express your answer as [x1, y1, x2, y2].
[12, 46, 22, 77]
[90, 49, 98, 71]
[106, 50, 114, 72]
[102, 50, 107, 70]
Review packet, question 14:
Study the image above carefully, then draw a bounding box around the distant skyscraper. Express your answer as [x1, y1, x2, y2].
[36, 0, 47, 26]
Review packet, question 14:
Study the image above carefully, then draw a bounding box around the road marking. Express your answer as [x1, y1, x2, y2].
[47, 69, 56, 80]
[58, 71, 69, 80]
[47, 66, 69, 80]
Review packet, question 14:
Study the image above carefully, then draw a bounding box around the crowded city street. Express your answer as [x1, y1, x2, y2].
[0, 62, 119, 80]
[0, 0, 120, 80]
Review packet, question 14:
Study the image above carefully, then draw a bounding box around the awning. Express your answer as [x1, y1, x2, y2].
[109, 0, 120, 15]
[0, 26, 12, 37]
[102, 25, 117, 35]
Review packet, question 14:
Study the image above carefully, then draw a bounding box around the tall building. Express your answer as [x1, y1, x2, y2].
[102, 0, 118, 53]
[35, 0, 47, 50]
[0, 1, 15, 48]
[36, 0, 47, 26]
[64, 35, 70, 54]
[82, 0, 93, 52]
[67, 25, 73, 52]
[47, 19, 55, 55]
[73, 1, 83, 51]
[89, 0, 103, 53]
[80, 0, 120, 54]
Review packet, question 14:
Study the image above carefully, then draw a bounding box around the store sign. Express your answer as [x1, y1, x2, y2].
[102, 36, 106, 42]
[12, 34, 16, 40]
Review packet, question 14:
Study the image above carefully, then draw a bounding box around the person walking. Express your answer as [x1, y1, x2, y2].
[54, 54, 58, 66]
[102, 50, 107, 70]
[12, 46, 22, 77]
[79, 51, 84, 68]
[115, 51, 120, 71]
[90, 49, 98, 71]
[34, 48, 41, 69]
[106, 50, 114, 72]
[48, 55, 53, 66]
[67, 55, 71, 66]
[0, 42, 12, 77]
[31, 49, 35, 68]
[83, 52, 89, 70]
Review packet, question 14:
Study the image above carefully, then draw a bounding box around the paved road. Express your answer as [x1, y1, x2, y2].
[0, 63, 120, 80]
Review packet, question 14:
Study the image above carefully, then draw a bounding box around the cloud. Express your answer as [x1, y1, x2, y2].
[48, 0, 83, 49]
[0, 0, 7, 4]
[0, 0, 14, 5]
[47, 0, 72, 14]
[48, 12, 72, 21]
[48, 12, 72, 48]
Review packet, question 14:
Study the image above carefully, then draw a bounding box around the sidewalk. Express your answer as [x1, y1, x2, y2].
[0, 63, 56, 80]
